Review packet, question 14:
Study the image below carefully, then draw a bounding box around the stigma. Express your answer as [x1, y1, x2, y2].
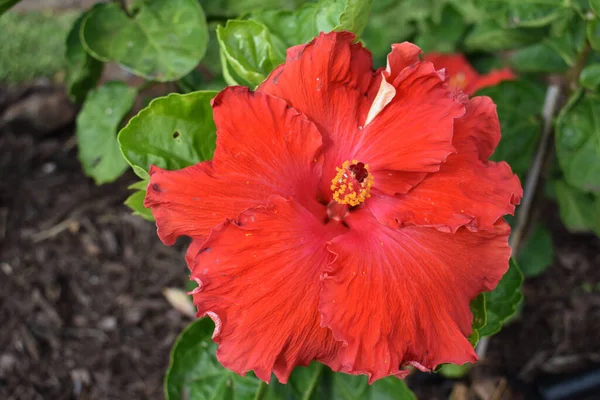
[330, 160, 374, 206]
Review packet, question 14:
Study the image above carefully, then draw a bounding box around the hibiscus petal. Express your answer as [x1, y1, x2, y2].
[259, 31, 375, 151]
[468, 68, 515, 95]
[369, 97, 522, 232]
[188, 196, 344, 382]
[145, 87, 325, 244]
[422, 52, 479, 94]
[320, 209, 511, 382]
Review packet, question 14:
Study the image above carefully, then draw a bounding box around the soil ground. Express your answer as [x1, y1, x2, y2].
[1, 83, 599, 400]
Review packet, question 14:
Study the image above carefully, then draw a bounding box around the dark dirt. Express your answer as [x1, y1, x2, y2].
[0, 85, 190, 399]
[1, 84, 599, 400]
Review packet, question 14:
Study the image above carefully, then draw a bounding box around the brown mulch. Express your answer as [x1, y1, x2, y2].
[0, 86, 190, 399]
[1, 84, 599, 400]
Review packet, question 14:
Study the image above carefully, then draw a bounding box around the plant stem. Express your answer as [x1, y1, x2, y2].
[476, 82, 563, 360]
[253, 381, 267, 400]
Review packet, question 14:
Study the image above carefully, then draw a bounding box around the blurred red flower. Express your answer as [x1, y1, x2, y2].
[145, 32, 522, 383]
[423, 52, 515, 95]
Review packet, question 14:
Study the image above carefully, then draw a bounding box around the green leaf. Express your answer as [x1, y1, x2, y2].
[554, 180, 600, 234]
[263, 362, 416, 399]
[478, 259, 524, 337]
[414, 4, 468, 53]
[337, 0, 373, 36]
[517, 223, 553, 277]
[81, 0, 208, 81]
[251, 0, 345, 48]
[118, 91, 217, 176]
[468, 293, 487, 346]
[0, 0, 21, 15]
[464, 20, 546, 52]
[476, 79, 545, 178]
[580, 64, 600, 90]
[510, 42, 570, 73]
[124, 189, 154, 221]
[217, 20, 285, 87]
[165, 318, 261, 400]
[166, 319, 417, 399]
[556, 91, 600, 193]
[592, 0, 600, 15]
[588, 18, 600, 51]
[438, 363, 472, 379]
[76, 82, 136, 184]
[65, 8, 103, 103]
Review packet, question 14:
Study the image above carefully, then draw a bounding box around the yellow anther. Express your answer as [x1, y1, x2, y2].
[330, 160, 374, 206]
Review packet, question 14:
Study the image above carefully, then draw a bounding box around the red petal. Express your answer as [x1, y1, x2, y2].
[385, 42, 422, 82]
[145, 87, 325, 244]
[369, 97, 522, 232]
[259, 32, 374, 146]
[320, 209, 511, 382]
[422, 52, 479, 93]
[469, 68, 516, 95]
[188, 196, 345, 382]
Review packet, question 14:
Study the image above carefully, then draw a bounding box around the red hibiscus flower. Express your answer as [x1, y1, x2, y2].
[423, 52, 515, 95]
[145, 32, 522, 383]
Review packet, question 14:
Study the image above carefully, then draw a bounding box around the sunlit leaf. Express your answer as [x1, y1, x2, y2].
[216, 20, 285, 87]
[118, 91, 217, 178]
[81, 0, 208, 81]
[124, 188, 154, 221]
[337, 0, 374, 36]
[76, 82, 136, 184]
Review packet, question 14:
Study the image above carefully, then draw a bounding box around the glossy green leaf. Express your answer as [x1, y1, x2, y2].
[580, 64, 600, 90]
[251, 0, 345, 48]
[555, 180, 600, 235]
[464, 20, 545, 52]
[337, 0, 373, 36]
[166, 318, 417, 399]
[76, 82, 136, 184]
[588, 18, 600, 51]
[478, 259, 523, 337]
[518, 223, 553, 278]
[81, 0, 208, 81]
[119, 91, 217, 177]
[165, 318, 261, 400]
[124, 187, 154, 221]
[476, 80, 545, 178]
[591, 0, 600, 15]
[217, 20, 285, 87]
[0, 0, 21, 15]
[65, 8, 103, 103]
[556, 91, 600, 193]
